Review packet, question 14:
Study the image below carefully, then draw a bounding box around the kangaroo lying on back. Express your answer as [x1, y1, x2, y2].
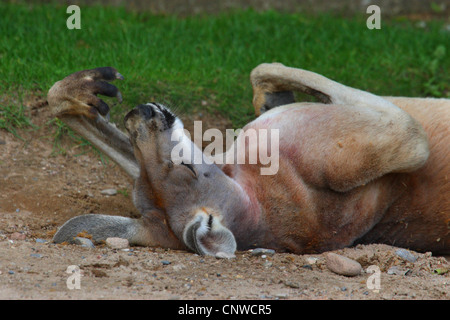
[47, 63, 449, 256]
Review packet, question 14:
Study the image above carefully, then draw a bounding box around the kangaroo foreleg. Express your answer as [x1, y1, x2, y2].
[59, 114, 139, 179]
[47, 67, 139, 179]
[53, 212, 184, 249]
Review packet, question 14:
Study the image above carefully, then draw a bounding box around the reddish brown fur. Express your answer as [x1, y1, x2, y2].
[357, 98, 450, 252]
[231, 98, 449, 254]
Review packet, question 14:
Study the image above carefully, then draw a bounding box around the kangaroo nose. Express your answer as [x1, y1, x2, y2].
[137, 104, 156, 119]
[124, 104, 156, 124]
[124, 104, 155, 122]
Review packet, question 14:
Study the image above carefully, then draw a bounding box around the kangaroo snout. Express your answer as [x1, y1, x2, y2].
[124, 103, 155, 124]
[124, 103, 177, 135]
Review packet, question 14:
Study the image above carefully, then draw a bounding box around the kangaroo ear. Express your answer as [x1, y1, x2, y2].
[183, 210, 236, 258]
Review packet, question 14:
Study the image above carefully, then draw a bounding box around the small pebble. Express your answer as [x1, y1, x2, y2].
[326, 252, 362, 277]
[105, 237, 129, 249]
[101, 189, 117, 196]
[216, 251, 236, 259]
[172, 264, 186, 272]
[251, 248, 275, 257]
[284, 281, 300, 288]
[395, 249, 417, 263]
[306, 257, 318, 265]
[387, 266, 408, 276]
[9, 232, 26, 240]
[74, 237, 95, 249]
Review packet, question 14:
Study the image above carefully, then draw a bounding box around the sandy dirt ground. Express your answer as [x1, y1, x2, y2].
[0, 94, 449, 300]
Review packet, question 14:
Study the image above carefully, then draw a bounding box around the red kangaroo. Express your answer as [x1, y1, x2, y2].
[48, 63, 449, 256]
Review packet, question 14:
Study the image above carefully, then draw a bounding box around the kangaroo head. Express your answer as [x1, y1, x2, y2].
[124, 103, 237, 257]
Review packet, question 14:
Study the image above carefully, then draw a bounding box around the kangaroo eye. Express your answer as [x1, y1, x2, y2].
[181, 161, 197, 177]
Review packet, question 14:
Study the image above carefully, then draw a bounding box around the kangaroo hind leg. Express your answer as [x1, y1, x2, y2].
[250, 62, 396, 116]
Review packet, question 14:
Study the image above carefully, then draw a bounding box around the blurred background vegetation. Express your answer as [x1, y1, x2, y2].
[1, 0, 448, 134]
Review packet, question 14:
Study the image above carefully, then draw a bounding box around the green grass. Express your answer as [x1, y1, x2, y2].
[0, 97, 37, 140]
[48, 117, 109, 163]
[0, 3, 449, 132]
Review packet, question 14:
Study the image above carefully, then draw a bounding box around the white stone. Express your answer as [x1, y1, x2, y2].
[106, 237, 129, 249]
[101, 189, 117, 196]
[215, 251, 236, 259]
[326, 252, 362, 277]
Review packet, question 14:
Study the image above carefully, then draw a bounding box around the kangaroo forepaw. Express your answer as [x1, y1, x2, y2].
[47, 67, 124, 119]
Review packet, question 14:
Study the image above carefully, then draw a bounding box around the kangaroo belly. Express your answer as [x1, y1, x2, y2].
[242, 157, 405, 254]
[356, 169, 450, 254]
[357, 98, 450, 253]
